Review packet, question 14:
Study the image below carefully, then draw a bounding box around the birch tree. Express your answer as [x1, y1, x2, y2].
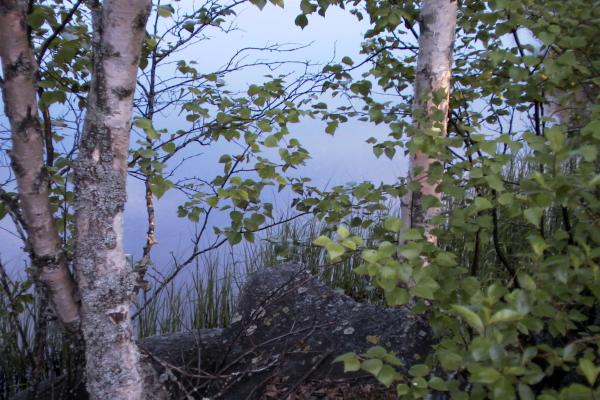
[0, 0, 151, 398]
[402, 0, 458, 245]
[0, 0, 80, 333]
[73, 1, 151, 399]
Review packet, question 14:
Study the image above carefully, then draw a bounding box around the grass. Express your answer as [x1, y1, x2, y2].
[135, 252, 240, 337]
[133, 214, 385, 339]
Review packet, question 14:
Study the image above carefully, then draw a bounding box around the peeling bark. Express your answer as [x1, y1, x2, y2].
[73, 0, 151, 399]
[0, 0, 79, 328]
[403, 0, 458, 245]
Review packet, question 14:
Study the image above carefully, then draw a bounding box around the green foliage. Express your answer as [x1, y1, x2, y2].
[300, 0, 600, 398]
[334, 346, 403, 387]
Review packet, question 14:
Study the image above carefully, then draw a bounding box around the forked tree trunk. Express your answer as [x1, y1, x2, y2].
[403, 0, 458, 245]
[0, 0, 80, 329]
[73, 0, 150, 399]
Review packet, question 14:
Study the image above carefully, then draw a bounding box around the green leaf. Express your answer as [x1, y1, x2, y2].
[470, 168, 483, 179]
[263, 134, 278, 147]
[206, 196, 219, 208]
[341, 56, 354, 65]
[384, 147, 396, 159]
[402, 228, 423, 241]
[325, 121, 338, 135]
[149, 176, 173, 199]
[493, 378, 515, 400]
[451, 305, 484, 334]
[385, 287, 409, 306]
[361, 358, 383, 376]
[399, 244, 420, 260]
[528, 235, 548, 256]
[365, 346, 386, 358]
[498, 193, 514, 205]
[384, 353, 403, 367]
[295, 14, 308, 29]
[580, 145, 598, 162]
[561, 384, 593, 399]
[326, 242, 345, 260]
[333, 352, 360, 372]
[517, 273, 536, 291]
[250, 0, 267, 9]
[337, 225, 350, 239]
[411, 376, 428, 390]
[227, 231, 242, 245]
[397, 384, 410, 396]
[312, 235, 330, 246]
[258, 120, 273, 132]
[471, 367, 502, 384]
[437, 350, 463, 371]
[341, 239, 357, 250]
[157, 4, 174, 17]
[162, 142, 176, 154]
[244, 231, 255, 243]
[361, 249, 379, 264]
[135, 118, 153, 129]
[485, 174, 504, 192]
[429, 377, 448, 391]
[40, 90, 67, 106]
[384, 217, 403, 232]
[579, 358, 600, 386]
[562, 343, 577, 362]
[545, 125, 565, 152]
[409, 364, 430, 377]
[582, 119, 600, 138]
[435, 252, 457, 267]
[489, 309, 523, 324]
[183, 21, 195, 33]
[474, 197, 493, 211]
[377, 365, 398, 387]
[412, 277, 439, 300]
[300, 0, 315, 13]
[524, 207, 544, 227]
[517, 384, 535, 400]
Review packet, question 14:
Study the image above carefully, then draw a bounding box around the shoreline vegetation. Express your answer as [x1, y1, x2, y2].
[0, 216, 379, 399]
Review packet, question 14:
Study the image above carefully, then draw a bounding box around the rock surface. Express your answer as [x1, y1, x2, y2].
[11, 263, 433, 399]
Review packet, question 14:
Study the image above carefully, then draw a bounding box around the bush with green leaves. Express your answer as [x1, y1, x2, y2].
[300, 0, 600, 398]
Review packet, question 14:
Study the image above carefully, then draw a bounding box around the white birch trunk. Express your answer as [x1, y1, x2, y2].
[0, 0, 80, 329]
[73, 0, 150, 398]
[402, 0, 458, 245]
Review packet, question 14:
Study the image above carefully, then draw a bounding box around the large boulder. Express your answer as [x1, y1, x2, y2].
[11, 263, 433, 399]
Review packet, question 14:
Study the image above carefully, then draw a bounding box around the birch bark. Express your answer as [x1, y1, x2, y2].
[403, 0, 458, 245]
[0, 0, 80, 329]
[73, 0, 150, 399]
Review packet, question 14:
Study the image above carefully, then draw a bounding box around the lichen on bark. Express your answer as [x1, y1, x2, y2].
[72, 0, 151, 399]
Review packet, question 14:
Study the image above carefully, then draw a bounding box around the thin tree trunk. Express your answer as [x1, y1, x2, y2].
[73, 0, 150, 398]
[0, 0, 80, 329]
[403, 0, 458, 245]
